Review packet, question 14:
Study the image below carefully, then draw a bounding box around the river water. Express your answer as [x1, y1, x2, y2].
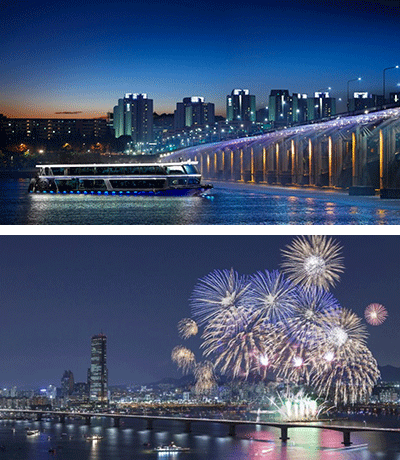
[1, 414, 400, 460]
[2, 178, 400, 225]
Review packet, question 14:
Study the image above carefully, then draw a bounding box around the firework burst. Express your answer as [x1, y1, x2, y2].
[310, 308, 378, 405]
[178, 318, 198, 339]
[201, 312, 274, 379]
[171, 346, 196, 374]
[311, 343, 379, 405]
[190, 268, 251, 326]
[365, 303, 388, 326]
[194, 361, 217, 395]
[172, 237, 381, 407]
[281, 235, 344, 290]
[248, 270, 298, 324]
[285, 287, 341, 347]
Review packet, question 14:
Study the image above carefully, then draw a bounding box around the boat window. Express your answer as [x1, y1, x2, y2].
[183, 164, 199, 175]
[78, 167, 96, 175]
[78, 179, 107, 190]
[51, 168, 65, 176]
[96, 167, 125, 175]
[140, 166, 166, 175]
[168, 177, 188, 186]
[166, 166, 185, 175]
[110, 179, 166, 189]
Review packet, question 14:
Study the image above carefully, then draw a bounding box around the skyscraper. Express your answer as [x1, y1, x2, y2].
[307, 92, 336, 120]
[113, 93, 154, 143]
[61, 370, 74, 397]
[292, 93, 308, 123]
[174, 97, 215, 130]
[268, 90, 291, 125]
[89, 333, 108, 404]
[226, 89, 256, 123]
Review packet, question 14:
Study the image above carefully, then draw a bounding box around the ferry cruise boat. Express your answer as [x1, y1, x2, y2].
[154, 442, 190, 453]
[85, 434, 104, 441]
[28, 161, 212, 196]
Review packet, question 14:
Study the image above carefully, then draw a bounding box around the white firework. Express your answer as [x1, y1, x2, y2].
[201, 312, 277, 379]
[310, 308, 378, 405]
[171, 345, 196, 374]
[281, 235, 344, 290]
[194, 361, 217, 395]
[178, 318, 198, 339]
[190, 268, 251, 326]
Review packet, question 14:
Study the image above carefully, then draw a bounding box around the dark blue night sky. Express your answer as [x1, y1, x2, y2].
[1, 0, 399, 117]
[0, 234, 399, 388]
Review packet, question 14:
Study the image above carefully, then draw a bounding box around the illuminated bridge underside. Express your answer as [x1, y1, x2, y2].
[165, 108, 400, 191]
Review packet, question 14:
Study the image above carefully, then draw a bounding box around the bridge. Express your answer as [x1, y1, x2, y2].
[2, 408, 400, 447]
[163, 107, 400, 197]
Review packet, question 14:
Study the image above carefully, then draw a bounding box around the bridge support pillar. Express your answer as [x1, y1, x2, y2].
[239, 149, 244, 182]
[290, 140, 296, 185]
[146, 419, 153, 430]
[342, 430, 352, 446]
[184, 421, 191, 433]
[113, 417, 121, 428]
[228, 423, 236, 437]
[315, 140, 322, 186]
[308, 139, 313, 186]
[275, 143, 280, 184]
[59, 414, 66, 423]
[249, 148, 255, 182]
[328, 136, 333, 187]
[36, 413, 42, 421]
[85, 416, 91, 426]
[261, 146, 267, 182]
[279, 426, 290, 443]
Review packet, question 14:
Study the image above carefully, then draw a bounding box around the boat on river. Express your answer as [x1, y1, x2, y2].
[154, 441, 190, 453]
[85, 434, 103, 441]
[28, 161, 212, 197]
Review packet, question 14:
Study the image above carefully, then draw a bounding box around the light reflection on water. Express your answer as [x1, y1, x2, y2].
[2, 179, 400, 224]
[1, 418, 400, 460]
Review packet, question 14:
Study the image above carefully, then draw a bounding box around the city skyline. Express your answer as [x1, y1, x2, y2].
[1, 235, 399, 389]
[1, 0, 400, 118]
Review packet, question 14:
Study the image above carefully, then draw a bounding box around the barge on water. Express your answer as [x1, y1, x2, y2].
[28, 161, 212, 196]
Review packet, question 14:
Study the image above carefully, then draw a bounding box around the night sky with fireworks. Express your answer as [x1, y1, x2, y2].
[0, 235, 398, 389]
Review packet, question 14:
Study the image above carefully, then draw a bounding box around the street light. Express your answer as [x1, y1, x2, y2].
[383, 65, 399, 106]
[347, 77, 361, 112]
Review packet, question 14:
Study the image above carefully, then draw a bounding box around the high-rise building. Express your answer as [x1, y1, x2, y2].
[61, 370, 74, 397]
[174, 97, 215, 130]
[292, 93, 308, 123]
[113, 93, 154, 143]
[348, 92, 383, 112]
[226, 89, 256, 123]
[307, 92, 336, 120]
[268, 90, 291, 125]
[89, 333, 108, 404]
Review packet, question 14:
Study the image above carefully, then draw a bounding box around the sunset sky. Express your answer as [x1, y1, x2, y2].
[1, 0, 400, 118]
